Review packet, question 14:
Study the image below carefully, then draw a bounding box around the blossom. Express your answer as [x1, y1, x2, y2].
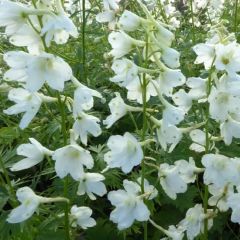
[208, 85, 240, 122]
[3, 51, 72, 92]
[186, 77, 207, 100]
[158, 69, 185, 97]
[172, 89, 192, 112]
[41, 13, 78, 47]
[161, 47, 180, 69]
[108, 31, 145, 58]
[156, 122, 182, 153]
[104, 132, 143, 173]
[77, 173, 107, 200]
[193, 43, 215, 69]
[103, 93, 129, 128]
[103, 0, 121, 11]
[110, 58, 139, 87]
[214, 43, 240, 75]
[189, 129, 206, 152]
[73, 82, 102, 115]
[96, 0, 121, 29]
[202, 154, 237, 187]
[227, 192, 240, 224]
[161, 225, 185, 240]
[73, 112, 102, 145]
[118, 10, 142, 32]
[3, 88, 42, 129]
[179, 204, 213, 240]
[158, 163, 187, 200]
[52, 144, 94, 180]
[154, 22, 174, 47]
[11, 138, 52, 171]
[7, 187, 52, 223]
[0, 0, 36, 36]
[137, 178, 158, 200]
[220, 116, 240, 145]
[174, 158, 203, 183]
[126, 77, 158, 104]
[208, 184, 233, 212]
[108, 180, 150, 230]
[162, 101, 185, 125]
[70, 205, 96, 229]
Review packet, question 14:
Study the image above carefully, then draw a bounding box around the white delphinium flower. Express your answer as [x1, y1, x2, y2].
[137, 178, 158, 200]
[175, 158, 203, 183]
[193, 43, 215, 70]
[110, 58, 139, 87]
[172, 89, 192, 112]
[214, 43, 240, 75]
[159, 225, 185, 240]
[126, 77, 158, 104]
[103, 92, 138, 128]
[72, 79, 102, 114]
[165, 225, 184, 240]
[7, 187, 42, 223]
[3, 88, 42, 129]
[186, 77, 207, 100]
[220, 116, 240, 145]
[4, 51, 72, 92]
[158, 68, 186, 97]
[208, 184, 233, 212]
[208, 77, 240, 122]
[0, 0, 40, 36]
[8, 24, 43, 54]
[77, 172, 107, 200]
[161, 47, 180, 69]
[201, 154, 237, 187]
[96, 0, 121, 29]
[108, 180, 150, 230]
[108, 31, 145, 59]
[73, 112, 102, 145]
[162, 101, 186, 125]
[7, 187, 66, 223]
[52, 144, 94, 180]
[158, 163, 187, 200]
[37, 0, 54, 9]
[11, 138, 53, 171]
[179, 204, 213, 240]
[41, 0, 78, 46]
[156, 122, 183, 153]
[70, 205, 96, 229]
[154, 22, 174, 47]
[118, 10, 143, 32]
[104, 132, 143, 173]
[189, 129, 206, 152]
[227, 189, 240, 224]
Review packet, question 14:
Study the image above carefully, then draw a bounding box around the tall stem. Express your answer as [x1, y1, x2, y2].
[141, 33, 149, 240]
[190, 0, 196, 44]
[0, 155, 17, 207]
[57, 93, 70, 240]
[234, 0, 239, 33]
[203, 66, 213, 240]
[82, 0, 87, 84]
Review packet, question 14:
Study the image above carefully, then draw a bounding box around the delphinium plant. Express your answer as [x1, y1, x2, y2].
[1, 0, 240, 240]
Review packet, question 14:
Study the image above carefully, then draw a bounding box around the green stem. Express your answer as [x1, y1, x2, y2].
[141, 33, 149, 240]
[82, 0, 87, 84]
[190, 0, 196, 44]
[0, 155, 17, 206]
[57, 94, 70, 240]
[234, 0, 239, 33]
[203, 66, 214, 240]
